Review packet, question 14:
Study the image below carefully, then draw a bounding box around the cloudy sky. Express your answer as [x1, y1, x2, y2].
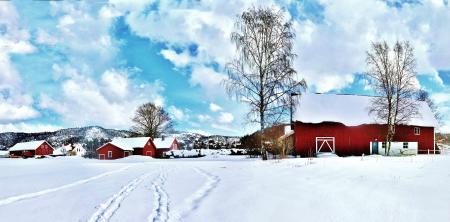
[0, 0, 449, 135]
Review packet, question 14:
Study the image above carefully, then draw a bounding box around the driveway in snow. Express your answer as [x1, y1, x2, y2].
[0, 155, 449, 222]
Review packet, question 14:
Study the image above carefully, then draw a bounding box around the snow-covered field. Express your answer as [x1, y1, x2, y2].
[0, 155, 450, 222]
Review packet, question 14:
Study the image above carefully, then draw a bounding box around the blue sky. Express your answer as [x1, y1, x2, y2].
[1, 0, 450, 135]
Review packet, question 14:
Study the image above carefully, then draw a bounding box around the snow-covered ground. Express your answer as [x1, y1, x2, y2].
[0, 155, 449, 222]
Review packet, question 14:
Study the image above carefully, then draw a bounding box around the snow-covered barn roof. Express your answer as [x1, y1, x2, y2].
[293, 93, 438, 127]
[9, 140, 51, 151]
[153, 136, 176, 149]
[106, 137, 151, 151]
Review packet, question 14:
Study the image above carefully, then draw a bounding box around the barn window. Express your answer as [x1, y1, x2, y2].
[108, 151, 112, 158]
[382, 142, 386, 149]
[403, 142, 408, 149]
[414, 127, 420, 135]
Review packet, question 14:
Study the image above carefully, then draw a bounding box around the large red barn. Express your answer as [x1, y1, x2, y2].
[292, 93, 438, 157]
[8, 140, 54, 158]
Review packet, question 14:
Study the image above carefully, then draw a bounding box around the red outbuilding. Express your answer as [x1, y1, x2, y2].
[8, 140, 54, 158]
[153, 136, 180, 157]
[292, 93, 438, 157]
[97, 137, 156, 160]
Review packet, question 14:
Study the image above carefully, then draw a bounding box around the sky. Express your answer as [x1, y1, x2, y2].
[0, 0, 449, 136]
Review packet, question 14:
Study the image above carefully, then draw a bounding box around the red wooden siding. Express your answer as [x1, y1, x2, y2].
[172, 138, 180, 150]
[97, 144, 131, 160]
[35, 142, 54, 156]
[143, 139, 157, 158]
[294, 122, 435, 157]
[9, 141, 53, 158]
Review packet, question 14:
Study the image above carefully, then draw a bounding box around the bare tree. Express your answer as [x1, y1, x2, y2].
[416, 89, 442, 125]
[224, 7, 306, 160]
[366, 41, 419, 155]
[131, 103, 174, 138]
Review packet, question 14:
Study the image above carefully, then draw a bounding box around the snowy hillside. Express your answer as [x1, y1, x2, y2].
[0, 126, 130, 151]
[169, 132, 241, 150]
[0, 155, 449, 221]
[0, 128, 243, 156]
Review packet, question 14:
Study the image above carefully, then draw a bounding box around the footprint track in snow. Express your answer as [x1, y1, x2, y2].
[0, 165, 132, 207]
[88, 172, 151, 222]
[148, 170, 170, 222]
[170, 167, 220, 221]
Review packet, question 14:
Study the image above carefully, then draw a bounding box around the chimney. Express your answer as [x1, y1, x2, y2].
[162, 135, 165, 141]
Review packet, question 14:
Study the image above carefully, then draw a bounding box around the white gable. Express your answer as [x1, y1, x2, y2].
[107, 137, 151, 151]
[9, 140, 49, 151]
[293, 93, 438, 127]
[153, 137, 175, 149]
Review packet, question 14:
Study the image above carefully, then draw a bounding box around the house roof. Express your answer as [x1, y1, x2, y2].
[293, 93, 438, 127]
[9, 140, 51, 151]
[104, 137, 151, 151]
[153, 136, 176, 149]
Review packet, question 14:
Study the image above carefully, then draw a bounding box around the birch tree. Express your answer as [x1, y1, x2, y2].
[131, 103, 173, 138]
[224, 7, 306, 160]
[366, 41, 419, 155]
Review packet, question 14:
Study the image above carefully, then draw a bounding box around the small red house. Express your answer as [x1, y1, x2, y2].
[8, 140, 54, 158]
[97, 137, 156, 160]
[153, 136, 179, 157]
[293, 93, 438, 157]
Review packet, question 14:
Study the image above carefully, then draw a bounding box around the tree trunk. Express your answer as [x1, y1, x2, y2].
[260, 114, 268, 160]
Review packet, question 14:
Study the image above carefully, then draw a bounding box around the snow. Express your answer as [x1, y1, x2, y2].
[165, 149, 247, 158]
[102, 137, 151, 151]
[0, 155, 449, 221]
[0, 150, 9, 157]
[153, 136, 176, 149]
[8, 140, 50, 151]
[294, 93, 439, 127]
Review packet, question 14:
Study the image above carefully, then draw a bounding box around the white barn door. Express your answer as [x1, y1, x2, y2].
[316, 137, 335, 153]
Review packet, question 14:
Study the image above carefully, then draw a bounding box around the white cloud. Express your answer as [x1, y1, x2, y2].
[209, 103, 222, 112]
[39, 66, 165, 129]
[0, 98, 39, 123]
[190, 65, 227, 97]
[0, 123, 62, 133]
[168, 105, 189, 121]
[197, 114, 212, 122]
[211, 123, 237, 133]
[218, 112, 234, 123]
[35, 28, 58, 45]
[100, 69, 129, 100]
[160, 49, 193, 68]
[0, 2, 38, 123]
[293, 0, 450, 92]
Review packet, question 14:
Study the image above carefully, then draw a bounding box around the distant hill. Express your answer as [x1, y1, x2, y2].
[0, 127, 242, 157]
[0, 126, 131, 150]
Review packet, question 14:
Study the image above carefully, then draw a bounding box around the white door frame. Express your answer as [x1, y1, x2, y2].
[316, 137, 335, 153]
[99, 154, 105, 160]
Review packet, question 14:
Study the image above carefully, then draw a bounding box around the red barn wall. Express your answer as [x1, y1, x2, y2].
[97, 144, 129, 160]
[143, 139, 157, 157]
[35, 142, 54, 156]
[294, 122, 435, 157]
[172, 139, 180, 150]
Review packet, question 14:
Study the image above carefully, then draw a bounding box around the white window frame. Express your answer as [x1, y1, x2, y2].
[107, 151, 112, 158]
[315, 137, 335, 153]
[382, 142, 386, 149]
[414, 127, 420, 135]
